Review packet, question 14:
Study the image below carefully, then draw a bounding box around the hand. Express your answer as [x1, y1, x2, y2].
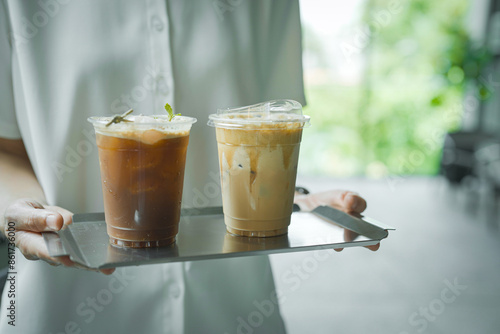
[3, 198, 115, 275]
[294, 190, 380, 252]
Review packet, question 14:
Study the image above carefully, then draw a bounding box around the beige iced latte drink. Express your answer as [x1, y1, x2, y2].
[208, 100, 310, 237]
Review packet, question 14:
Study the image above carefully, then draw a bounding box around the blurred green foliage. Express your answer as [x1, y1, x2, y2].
[298, 0, 489, 177]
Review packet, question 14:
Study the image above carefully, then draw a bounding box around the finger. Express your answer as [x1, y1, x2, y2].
[344, 228, 360, 243]
[341, 192, 367, 214]
[70, 262, 115, 275]
[72, 262, 99, 272]
[45, 206, 73, 229]
[47, 256, 75, 267]
[311, 190, 367, 214]
[5, 199, 64, 232]
[46, 260, 61, 267]
[335, 243, 379, 252]
[72, 263, 115, 275]
[99, 268, 116, 275]
[57, 255, 77, 267]
[365, 243, 380, 252]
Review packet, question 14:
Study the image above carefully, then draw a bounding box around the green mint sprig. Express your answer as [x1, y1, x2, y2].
[165, 103, 181, 121]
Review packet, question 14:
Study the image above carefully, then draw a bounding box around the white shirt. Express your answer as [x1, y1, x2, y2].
[0, 0, 305, 333]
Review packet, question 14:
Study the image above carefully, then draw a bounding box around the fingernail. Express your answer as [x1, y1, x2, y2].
[46, 215, 59, 230]
[345, 193, 356, 210]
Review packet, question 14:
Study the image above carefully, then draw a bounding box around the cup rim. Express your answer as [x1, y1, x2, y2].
[88, 115, 197, 126]
[207, 114, 310, 129]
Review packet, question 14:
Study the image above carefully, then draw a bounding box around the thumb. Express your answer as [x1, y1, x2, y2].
[5, 199, 64, 232]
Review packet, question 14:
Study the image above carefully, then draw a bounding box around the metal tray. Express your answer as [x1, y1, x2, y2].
[43, 206, 394, 270]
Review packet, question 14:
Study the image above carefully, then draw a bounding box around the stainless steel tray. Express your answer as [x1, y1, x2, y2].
[43, 206, 394, 270]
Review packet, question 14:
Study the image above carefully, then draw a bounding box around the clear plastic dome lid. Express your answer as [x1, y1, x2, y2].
[207, 99, 310, 129]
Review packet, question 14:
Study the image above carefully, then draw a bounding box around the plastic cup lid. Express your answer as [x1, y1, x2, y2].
[207, 99, 310, 129]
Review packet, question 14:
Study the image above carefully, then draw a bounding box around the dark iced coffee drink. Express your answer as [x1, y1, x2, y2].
[89, 113, 196, 247]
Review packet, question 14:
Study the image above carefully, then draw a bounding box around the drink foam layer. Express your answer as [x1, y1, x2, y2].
[89, 115, 197, 144]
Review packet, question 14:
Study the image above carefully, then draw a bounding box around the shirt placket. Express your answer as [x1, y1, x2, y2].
[161, 262, 185, 334]
[145, 1, 181, 333]
[146, 0, 175, 113]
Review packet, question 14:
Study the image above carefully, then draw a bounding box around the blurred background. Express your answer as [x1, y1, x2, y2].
[298, 0, 499, 178]
[270, 0, 500, 333]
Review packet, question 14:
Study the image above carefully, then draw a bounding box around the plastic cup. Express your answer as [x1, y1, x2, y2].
[208, 100, 310, 237]
[88, 114, 196, 247]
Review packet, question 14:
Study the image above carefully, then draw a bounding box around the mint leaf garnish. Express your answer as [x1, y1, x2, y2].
[165, 103, 181, 121]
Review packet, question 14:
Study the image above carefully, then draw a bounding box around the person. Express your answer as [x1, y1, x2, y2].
[0, 1, 374, 333]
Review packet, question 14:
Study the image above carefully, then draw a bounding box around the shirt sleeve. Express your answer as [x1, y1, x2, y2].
[0, 1, 21, 140]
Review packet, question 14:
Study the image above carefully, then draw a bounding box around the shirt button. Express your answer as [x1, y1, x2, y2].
[150, 15, 164, 32]
[170, 285, 181, 298]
